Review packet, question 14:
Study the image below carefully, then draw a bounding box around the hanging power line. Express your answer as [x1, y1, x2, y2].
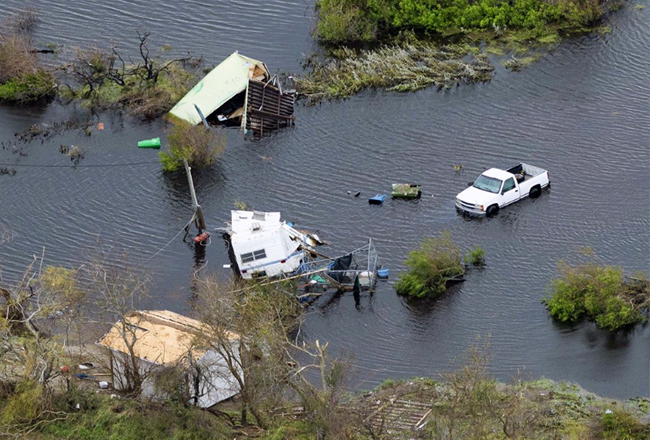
[0, 161, 159, 168]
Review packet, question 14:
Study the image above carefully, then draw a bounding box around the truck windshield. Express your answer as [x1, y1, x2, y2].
[473, 175, 502, 194]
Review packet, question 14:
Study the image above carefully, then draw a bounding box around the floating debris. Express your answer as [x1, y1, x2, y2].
[369, 194, 386, 205]
[137, 137, 161, 149]
[13, 120, 94, 144]
[169, 51, 295, 136]
[391, 183, 421, 199]
[218, 210, 382, 298]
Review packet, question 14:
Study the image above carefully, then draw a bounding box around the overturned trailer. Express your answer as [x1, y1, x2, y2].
[169, 52, 294, 135]
[220, 210, 321, 279]
[219, 210, 381, 297]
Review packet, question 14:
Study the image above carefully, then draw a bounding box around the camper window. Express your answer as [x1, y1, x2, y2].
[241, 249, 267, 263]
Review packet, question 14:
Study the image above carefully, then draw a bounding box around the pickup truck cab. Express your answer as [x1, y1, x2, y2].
[455, 163, 550, 216]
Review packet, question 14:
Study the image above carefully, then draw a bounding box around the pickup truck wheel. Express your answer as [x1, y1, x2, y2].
[486, 204, 499, 217]
[530, 185, 541, 199]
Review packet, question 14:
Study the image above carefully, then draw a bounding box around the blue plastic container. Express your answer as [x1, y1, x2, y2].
[368, 194, 386, 205]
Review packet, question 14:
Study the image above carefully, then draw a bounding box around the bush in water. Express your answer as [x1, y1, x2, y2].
[395, 231, 465, 299]
[160, 120, 226, 172]
[543, 261, 649, 331]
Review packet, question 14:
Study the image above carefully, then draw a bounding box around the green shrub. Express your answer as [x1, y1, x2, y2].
[602, 409, 650, 440]
[315, 0, 605, 43]
[543, 262, 649, 331]
[43, 397, 231, 440]
[464, 246, 486, 266]
[0, 379, 44, 427]
[395, 231, 464, 298]
[0, 70, 56, 102]
[160, 120, 227, 172]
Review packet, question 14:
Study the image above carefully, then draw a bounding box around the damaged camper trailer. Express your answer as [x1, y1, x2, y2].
[221, 210, 322, 280]
[220, 210, 381, 296]
[168, 52, 294, 135]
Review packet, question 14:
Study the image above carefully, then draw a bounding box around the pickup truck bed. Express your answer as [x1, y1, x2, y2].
[507, 163, 546, 183]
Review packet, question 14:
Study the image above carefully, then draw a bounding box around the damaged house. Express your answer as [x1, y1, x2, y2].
[97, 310, 241, 407]
[169, 51, 294, 135]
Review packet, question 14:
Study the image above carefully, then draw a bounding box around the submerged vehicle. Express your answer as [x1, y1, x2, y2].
[456, 163, 550, 216]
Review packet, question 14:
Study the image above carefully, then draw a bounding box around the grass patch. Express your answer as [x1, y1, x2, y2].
[0, 22, 56, 102]
[601, 409, 650, 440]
[41, 397, 232, 440]
[503, 54, 541, 71]
[464, 246, 486, 266]
[296, 43, 493, 100]
[0, 70, 56, 102]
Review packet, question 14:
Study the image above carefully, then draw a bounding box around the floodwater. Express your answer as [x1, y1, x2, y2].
[0, 1, 648, 399]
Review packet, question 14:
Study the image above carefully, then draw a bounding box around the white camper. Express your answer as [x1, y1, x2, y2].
[226, 210, 318, 279]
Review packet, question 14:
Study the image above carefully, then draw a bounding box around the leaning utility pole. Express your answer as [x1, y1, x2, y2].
[183, 159, 207, 235]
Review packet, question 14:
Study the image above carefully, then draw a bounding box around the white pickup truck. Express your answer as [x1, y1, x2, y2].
[455, 163, 550, 216]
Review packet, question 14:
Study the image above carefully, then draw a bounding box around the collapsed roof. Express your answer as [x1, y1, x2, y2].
[168, 51, 294, 134]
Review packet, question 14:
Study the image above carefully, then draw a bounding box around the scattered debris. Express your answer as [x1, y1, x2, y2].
[218, 210, 382, 297]
[0, 167, 17, 176]
[97, 122, 105, 130]
[138, 137, 161, 149]
[12, 120, 94, 144]
[60, 145, 85, 165]
[169, 51, 295, 135]
[391, 183, 421, 199]
[369, 194, 386, 205]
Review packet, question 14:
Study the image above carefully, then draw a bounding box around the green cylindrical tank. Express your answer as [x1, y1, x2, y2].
[137, 137, 161, 148]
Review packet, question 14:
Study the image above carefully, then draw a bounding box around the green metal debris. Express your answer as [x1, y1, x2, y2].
[392, 183, 421, 199]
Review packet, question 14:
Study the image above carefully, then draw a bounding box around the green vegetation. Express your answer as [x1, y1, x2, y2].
[299, 0, 613, 100]
[503, 53, 541, 70]
[296, 42, 493, 100]
[315, 0, 605, 44]
[395, 231, 465, 298]
[40, 397, 231, 440]
[464, 246, 486, 266]
[543, 259, 650, 331]
[0, 15, 56, 102]
[160, 120, 226, 172]
[63, 33, 200, 118]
